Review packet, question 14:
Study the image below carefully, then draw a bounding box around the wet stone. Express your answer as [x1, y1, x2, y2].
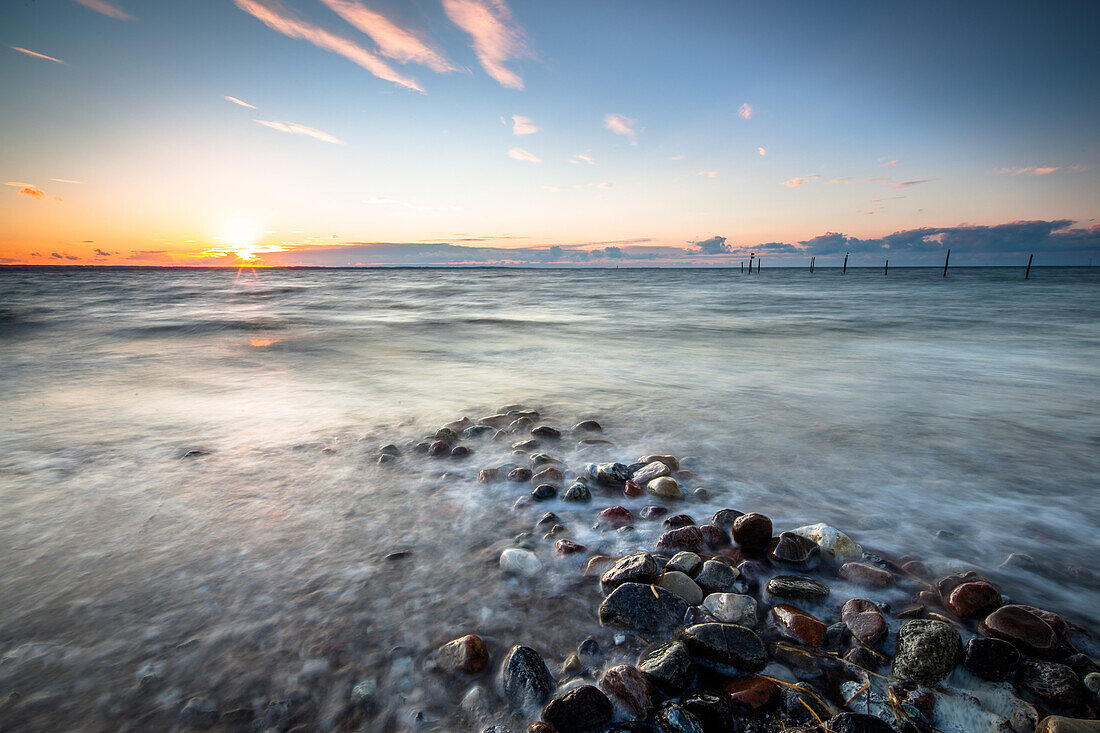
[768, 531, 820, 566]
[536, 512, 560, 528]
[588, 462, 632, 485]
[542, 685, 612, 732]
[638, 454, 679, 470]
[435, 427, 459, 442]
[428, 440, 451, 457]
[698, 524, 728, 549]
[702, 592, 757, 625]
[667, 551, 702, 577]
[892, 619, 962, 686]
[946, 580, 1002, 619]
[450, 445, 472, 459]
[824, 621, 849, 651]
[681, 689, 732, 731]
[694, 560, 739, 595]
[462, 424, 495, 439]
[1035, 718, 1100, 733]
[532, 484, 557, 501]
[514, 439, 540, 451]
[530, 453, 563, 467]
[600, 664, 657, 718]
[826, 712, 895, 733]
[964, 637, 1021, 682]
[711, 510, 742, 529]
[599, 583, 689, 636]
[562, 481, 591, 502]
[663, 513, 696, 529]
[638, 640, 695, 694]
[653, 703, 704, 733]
[641, 505, 669, 520]
[600, 552, 661, 594]
[1016, 660, 1083, 707]
[982, 605, 1058, 657]
[789, 523, 863, 564]
[500, 548, 541, 577]
[647, 476, 682, 499]
[633, 460, 672, 485]
[659, 571, 703, 605]
[531, 466, 564, 484]
[781, 682, 832, 724]
[838, 562, 893, 589]
[766, 575, 830, 601]
[844, 645, 882, 670]
[502, 645, 554, 708]
[508, 467, 533, 482]
[531, 425, 561, 440]
[841, 598, 887, 647]
[555, 539, 586, 555]
[623, 480, 644, 497]
[438, 634, 489, 675]
[479, 467, 503, 483]
[772, 604, 827, 647]
[656, 525, 705, 553]
[572, 419, 602, 433]
[680, 623, 768, 671]
[731, 512, 772, 551]
[723, 674, 778, 711]
[596, 506, 634, 529]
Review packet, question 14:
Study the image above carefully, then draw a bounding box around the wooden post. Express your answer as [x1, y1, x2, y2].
[810, 256, 815, 273]
[757, 258, 761, 273]
[749, 252, 754, 274]
[1025, 253, 1033, 279]
[842, 252, 849, 274]
[741, 261, 744, 273]
[885, 259, 889, 276]
[942, 249, 950, 277]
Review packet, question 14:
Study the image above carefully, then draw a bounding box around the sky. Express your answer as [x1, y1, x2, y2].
[1, 0, 1098, 266]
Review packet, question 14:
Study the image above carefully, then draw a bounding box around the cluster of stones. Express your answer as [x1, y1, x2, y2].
[423, 413, 1097, 732]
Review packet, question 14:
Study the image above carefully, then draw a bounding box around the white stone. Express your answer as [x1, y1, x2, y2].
[790, 522, 863, 563]
[499, 548, 541, 577]
[658, 571, 703, 605]
[632, 460, 671, 484]
[702, 593, 757, 625]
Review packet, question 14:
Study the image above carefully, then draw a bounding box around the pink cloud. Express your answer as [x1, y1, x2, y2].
[254, 119, 343, 144]
[782, 174, 820, 187]
[318, 0, 456, 72]
[71, 0, 133, 20]
[570, 153, 594, 164]
[10, 46, 64, 64]
[507, 146, 540, 163]
[18, 187, 46, 200]
[738, 103, 753, 119]
[758, 147, 766, 156]
[511, 114, 538, 135]
[224, 95, 256, 109]
[604, 113, 638, 144]
[232, 0, 423, 92]
[443, 0, 529, 90]
[697, 171, 719, 178]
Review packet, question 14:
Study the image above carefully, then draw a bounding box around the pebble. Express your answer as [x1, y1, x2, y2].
[596, 506, 634, 529]
[768, 531, 820, 566]
[437, 634, 489, 674]
[699, 524, 729, 548]
[693, 560, 739, 595]
[478, 467, 503, 483]
[428, 440, 451, 457]
[789, 523, 863, 564]
[681, 689, 732, 730]
[826, 712, 895, 733]
[536, 512, 560, 528]
[771, 604, 827, 647]
[502, 645, 554, 708]
[623, 480, 643, 497]
[435, 427, 459, 442]
[510, 417, 534, 431]
[1016, 660, 1084, 707]
[663, 513, 695, 529]
[653, 703, 704, 733]
[641, 505, 668, 520]
[666, 551, 702, 577]
[514, 439, 540, 450]
[679, 623, 767, 671]
[692, 487, 709, 501]
[555, 539, 586, 555]
[656, 526, 705, 553]
[638, 454, 679, 470]
[647, 476, 682, 499]
[531, 484, 557, 501]
[541, 685, 612, 732]
[731, 512, 772, 551]
[462, 425, 495, 439]
[1036, 717, 1100, 733]
[632, 461, 672, 484]
[500, 548, 542, 577]
[599, 583, 690, 635]
[963, 637, 1021, 681]
[530, 452, 563, 467]
[840, 598, 887, 647]
[531, 466, 564, 484]
[450, 445, 471, 459]
[981, 604, 1058, 657]
[892, 619, 962, 686]
[711, 509, 742, 528]
[531, 425, 561, 440]
[723, 675, 777, 711]
[838, 561, 893, 588]
[1086, 672, 1100, 696]
[599, 664, 657, 717]
[638, 640, 695, 694]
[766, 575, 830, 601]
[585, 555, 615, 576]
[600, 552, 661, 593]
[588, 462, 631, 484]
[508, 467, 533, 481]
[659, 571, 704, 605]
[572, 420, 602, 433]
[946, 580, 1002, 618]
[377, 453, 396, 464]
[562, 481, 591, 502]
[701, 593, 757, 625]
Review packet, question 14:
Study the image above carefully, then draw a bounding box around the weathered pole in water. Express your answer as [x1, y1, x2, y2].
[757, 258, 761, 273]
[842, 252, 849, 274]
[749, 252, 755, 274]
[1025, 253, 1033, 279]
[885, 259, 889, 276]
[810, 256, 815, 273]
[741, 261, 744, 273]
[942, 248, 950, 277]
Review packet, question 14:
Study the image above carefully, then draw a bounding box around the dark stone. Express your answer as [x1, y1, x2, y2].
[450, 445, 472, 459]
[541, 685, 612, 732]
[946, 581, 1002, 619]
[502, 646, 554, 708]
[653, 703, 705, 733]
[680, 623, 767, 671]
[428, 440, 451, 457]
[639, 640, 695, 694]
[772, 604, 827, 647]
[824, 622, 849, 652]
[781, 682, 832, 725]
[964, 637, 1021, 682]
[536, 512, 560, 528]
[711, 509, 743, 529]
[827, 712, 895, 733]
[624, 480, 644, 497]
[681, 689, 732, 731]
[578, 637, 603, 666]
[731, 513, 772, 550]
[982, 605, 1058, 657]
[435, 427, 459, 442]
[768, 532, 820, 566]
[531, 425, 562, 440]
[377, 452, 397, 464]
[699, 524, 729, 548]
[600, 583, 689, 636]
[936, 570, 985, 600]
[463, 425, 496, 439]
[562, 481, 591, 502]
[841, 598, 887, 647]
[596, 506, 634, 529]
[588, 462, 632, 484]
[530, 453, 563, 467]
[692, 487, 710, 501]
[838, 562, 894, 589]
[600, 664, 656, 717]
[555, 539, 586, 555]
[892, 619, 962, 686]
[664, 514, 697, 529]
[843, 645, 881, 670]
[766, 575, 830, 601]
[656, 526, 705, 553]
[641, 505, 669, 520]
[694, 560, 739, 595]
[600, 552, 661, 594]
[532, 466, 565, 484]
[1015, 660, 1083, 706]
[572, 420, 602, 433]
[532, 484, 557, 501]
[508, 467, 533, 482]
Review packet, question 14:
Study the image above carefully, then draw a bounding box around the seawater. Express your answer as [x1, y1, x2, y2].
[1, 266, 1098, 730]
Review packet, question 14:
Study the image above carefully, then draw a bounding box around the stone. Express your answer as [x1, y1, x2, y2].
[963, 637, 1021, 681]
[633, 461, 672, 484]
[641, 505, 668, 520]
[892, 619, 962, 686]
[480, 413, 512, 427]
[428, 439, 451, 457]
[1084, 671, 1100, 695]
[532, 484, 557, 501]
[946, 581, 1002, 619]
[437, 634, 489, 674]
[599, 582, 689, 635]
[1036, 717, 1100, 733]
[663, 513, 696, 529]
[667, 551, 702, 577]
[536, 512, 560, 528]
[680, 623, 767, 671]
[561, 482, 590, 502]
[723, 675, 778, 711]
[935, 570, 985, 599]
[781, 682, 832, 725]
[768, 532, 820, 566]
[600, 665, 656, 717]
[638, 454, 679, 470]
[435, 426, 460, 441]
[647, 476, 682, 499]
[531, 466, 565, 484]
[766, 575, 830, 601]
[542, 685, 612, 732]
[588, 462, 631, 484]
[1016, 660, 1083, 706]
[981, 605, 1058, 657]
[692, 487, 709, 501]
[841, 598, 887, 647]
[826, 712, 895, 733]
[530, 453, 563, 467]
[638, 640, 695, 694]
[659, 571, 703, 605]
[681, 690, 732, 731]
[702, 593, 757, 625]
[1017, 605, 1068, 637]
[510, 417, 534, 431]
[585, 555, 615, 576]
[572, 420, 602, 433]
[596, 506, 634, 529]
[712, 509, 743, 528]
[514, 439, 540, 450]
[699, 524, 729, 548]
[731, 513, 772, 551]
[463, 425, 495, 439]
[531, 425, 561, 440]
[844, 645, 881, 670]
[555, 539, 586, 555]
[500, 548, 542, 577]
[623, 480, 643, 497]
[824, 621, 849, 651]
[789, 523, 863, 564]
[502, 645, 554, 708]
[479, 467, 503, 483]
[653, 703, 704, 733]
[508, 467, 533, 481]
[693, 560, 740, 595]
[377, 452, 396, 464]
[656, 525, 705, 553]
[772, 604, 827, 647]
[600, 552, 660, 593]
[378, 444, 400, 456]
[838, 562, 893, 589]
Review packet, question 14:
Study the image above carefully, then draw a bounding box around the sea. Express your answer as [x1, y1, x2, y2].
[1, 265, 1097, 730]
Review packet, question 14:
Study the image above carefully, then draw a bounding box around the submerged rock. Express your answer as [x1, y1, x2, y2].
[572, 420, 602, 433]
[892, 619, 962, 686]
[1016, 660, 1084, 706]
[963, 637, 1021, 681]
[766, 575, 830, 601]
[502, 645, 554, 708]
[531, 484, 557, 501]
[541, 685, 612, 731]
[600, 664, 657, 717]
[679, 623, 767, 671]
[838, 561, 893, 589]
[702, 593, 757, 625]
[479, 467, 503, 483]
[438, 634, 490, 675]
[772, 604, 827, 647]
[638, 640, 695, 694]
[841, 598, 887, 647]
[599, 583, 689, 635]
[789, 523, 863, 564]
[600, 552, 661, 593]
[500, 548, 542, 577]
[531, 466, 565, 484]
[561, 481, 591, 502]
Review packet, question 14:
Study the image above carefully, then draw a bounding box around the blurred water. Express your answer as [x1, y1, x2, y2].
[0, 265, 1098, 730]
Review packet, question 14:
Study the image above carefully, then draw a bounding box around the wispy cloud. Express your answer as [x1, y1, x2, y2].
[738, 103, 753, 120]
[72, 0, 133, 20]
[511, 114, 538, 135]
[570, 153, 594, 165]
[318, 0, 456, 72]
[758, 147, 767, 156]
[225, 95, 257, 109]
[507, 146, 540, 162]
[4, 181, 35, 187]
[17, 187, 46, 200]
[669, 154, 686, 161]
[894, 178, 934, 188]
[697, 171, 719, 178]
[597, 181, 613, 189]
[443, 0, 529, 89]
[783, 174, 820, 187]
[254, 119, 343, 144]
[604, 113, 638, 144]
[232, 0, 423, 92]
[994, 165, 1087, 176]
[11, 46, 64, 64]
[49, 178, 82, 184]
[879, 158, 898, 167]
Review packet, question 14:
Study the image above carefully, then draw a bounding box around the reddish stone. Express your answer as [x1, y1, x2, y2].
[478, 467, 503, 483]
[838, 562, 893, 589]
[946, 581, 1002, 619]
[1016, 605, 1067, 638]
[700, 524, 730, 548]
[584, 555, 615, 576]
[428, 440, 451, 457]
[841, 598, 887, 646]
[915, 590, 940, 607]
[623, 480, 644, 497]
[936, 570, 986, 600]
[981, 605, 1058, 657]
[663, 514, 696, 529]
[723, 675, 778, 711]
[656, 525, 705, 553]
[555, 539, 587, 556]
[771, 604, 827, 647]
[638, 454, 679, 470]
[768, 532, 819, 566]
[674, 469, 697, 481]
[531, 466, 565, 485]
[437, 634, 489, 674]
[596, 506, 634, 529]
[731, 513, 772, 551]
[901, 559, 930, 578]
[599, 664, 656, 717]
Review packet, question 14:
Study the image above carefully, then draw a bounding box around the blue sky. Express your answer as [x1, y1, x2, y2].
[1, 0, 1097, 265]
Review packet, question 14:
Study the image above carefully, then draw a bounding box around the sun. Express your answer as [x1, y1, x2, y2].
[216, 217, 261, 260]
